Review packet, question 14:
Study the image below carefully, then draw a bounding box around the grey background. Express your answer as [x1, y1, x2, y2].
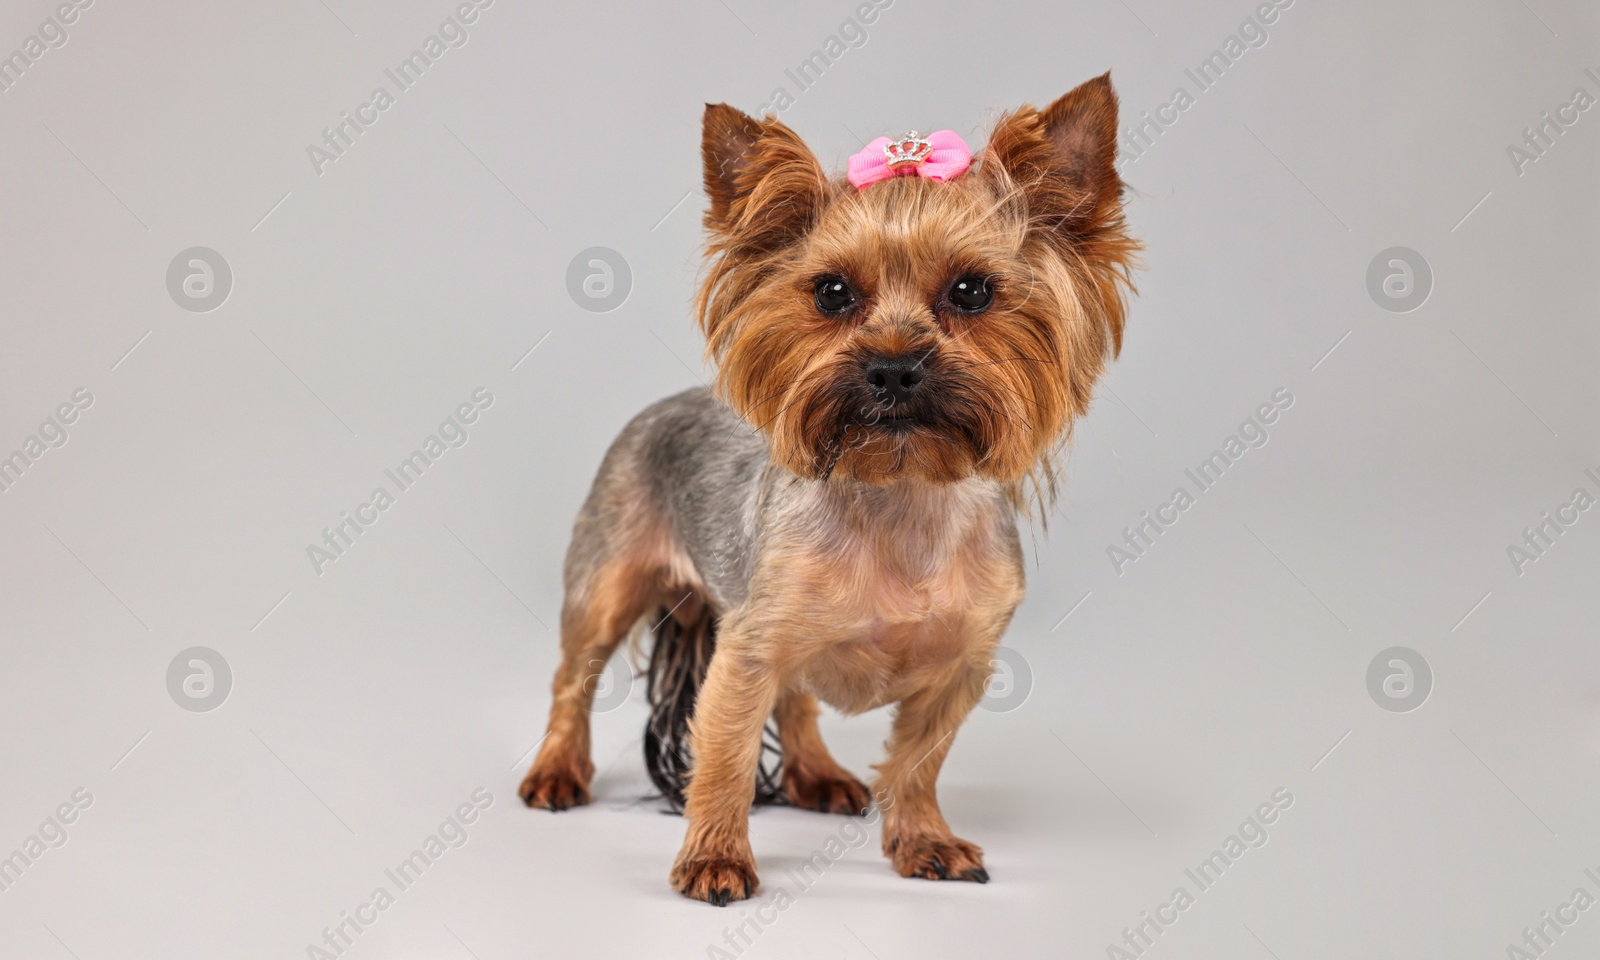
[0, 0, 1596, 957]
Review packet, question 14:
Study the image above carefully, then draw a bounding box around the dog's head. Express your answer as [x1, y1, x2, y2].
[696, 74, 1137, 493]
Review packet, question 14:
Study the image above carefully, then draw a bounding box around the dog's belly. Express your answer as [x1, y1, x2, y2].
[797, 616, 978, 713]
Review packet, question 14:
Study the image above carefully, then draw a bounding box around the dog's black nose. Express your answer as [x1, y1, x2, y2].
[863, 355, 926, 405]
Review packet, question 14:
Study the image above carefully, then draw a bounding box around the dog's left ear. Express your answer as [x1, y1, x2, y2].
[982, 72, 1124, 241]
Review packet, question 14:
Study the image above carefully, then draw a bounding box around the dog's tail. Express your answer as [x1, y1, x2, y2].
[643, 597, 783, 810]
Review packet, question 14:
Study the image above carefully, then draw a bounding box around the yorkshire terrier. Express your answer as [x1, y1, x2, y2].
[519, 73, 1137, 905]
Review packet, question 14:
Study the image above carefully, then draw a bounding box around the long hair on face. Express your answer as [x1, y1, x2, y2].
[693, 75, 1140, 516]
[971, 94, 1140, 515]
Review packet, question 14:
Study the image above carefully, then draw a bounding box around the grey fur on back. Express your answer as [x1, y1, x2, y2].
[639, 388, 768, 610]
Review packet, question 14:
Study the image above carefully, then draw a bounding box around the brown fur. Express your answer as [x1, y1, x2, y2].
[521, 74, 1137, 905]
[697, 74, 1137, 510]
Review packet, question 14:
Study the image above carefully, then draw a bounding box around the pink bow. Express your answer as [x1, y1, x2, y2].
[847, 130, 971, 190]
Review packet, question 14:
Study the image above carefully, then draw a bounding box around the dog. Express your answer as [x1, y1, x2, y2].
[519, 73, 1137, 905]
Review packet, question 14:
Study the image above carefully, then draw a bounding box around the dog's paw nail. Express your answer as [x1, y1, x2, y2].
[672, 856, 759, 905]
[890, 835, 986, 883]
[519, 765, 591, 812]
[784, 768, 871, 816]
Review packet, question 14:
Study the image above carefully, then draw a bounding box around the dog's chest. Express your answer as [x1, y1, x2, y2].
[775, 482, 1024, 711]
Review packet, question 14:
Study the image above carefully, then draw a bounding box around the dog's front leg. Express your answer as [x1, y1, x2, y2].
[874, 649, 996, 883]
[670, 615, 781, 905]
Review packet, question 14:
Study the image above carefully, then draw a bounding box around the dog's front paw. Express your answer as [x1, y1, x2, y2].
[671, 854, 758, 906]
[887, 833, 988, 883]
[518, 762, 591, 811]
[783, 764, 870, 815]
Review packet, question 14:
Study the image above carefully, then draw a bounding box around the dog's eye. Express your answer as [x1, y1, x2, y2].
[948, 275, 993, 313]
[813, 276, 856, 315]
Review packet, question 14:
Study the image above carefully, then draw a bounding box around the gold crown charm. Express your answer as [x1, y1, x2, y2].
[883, 132, 934, 170]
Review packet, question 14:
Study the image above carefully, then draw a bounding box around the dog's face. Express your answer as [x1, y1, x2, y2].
[696, 75, 1137, 489]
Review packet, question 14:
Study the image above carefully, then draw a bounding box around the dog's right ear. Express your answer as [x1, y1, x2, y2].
[701, 104, 828, 255]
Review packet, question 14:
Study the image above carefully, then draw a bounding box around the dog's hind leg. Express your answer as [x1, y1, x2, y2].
[519, 551, 656, 810]
[775, 688, 869, 815]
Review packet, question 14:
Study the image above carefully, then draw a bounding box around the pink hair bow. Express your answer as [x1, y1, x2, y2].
[847, 130, 971, 190]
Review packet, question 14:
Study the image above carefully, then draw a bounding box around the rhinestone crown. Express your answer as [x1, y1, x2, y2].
[883, 132, 934, 170]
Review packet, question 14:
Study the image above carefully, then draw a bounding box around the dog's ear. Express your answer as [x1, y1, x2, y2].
[983, 74, 1138, 363]
[701, 104, 828, 254]
[982, 72, 1124, 240]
